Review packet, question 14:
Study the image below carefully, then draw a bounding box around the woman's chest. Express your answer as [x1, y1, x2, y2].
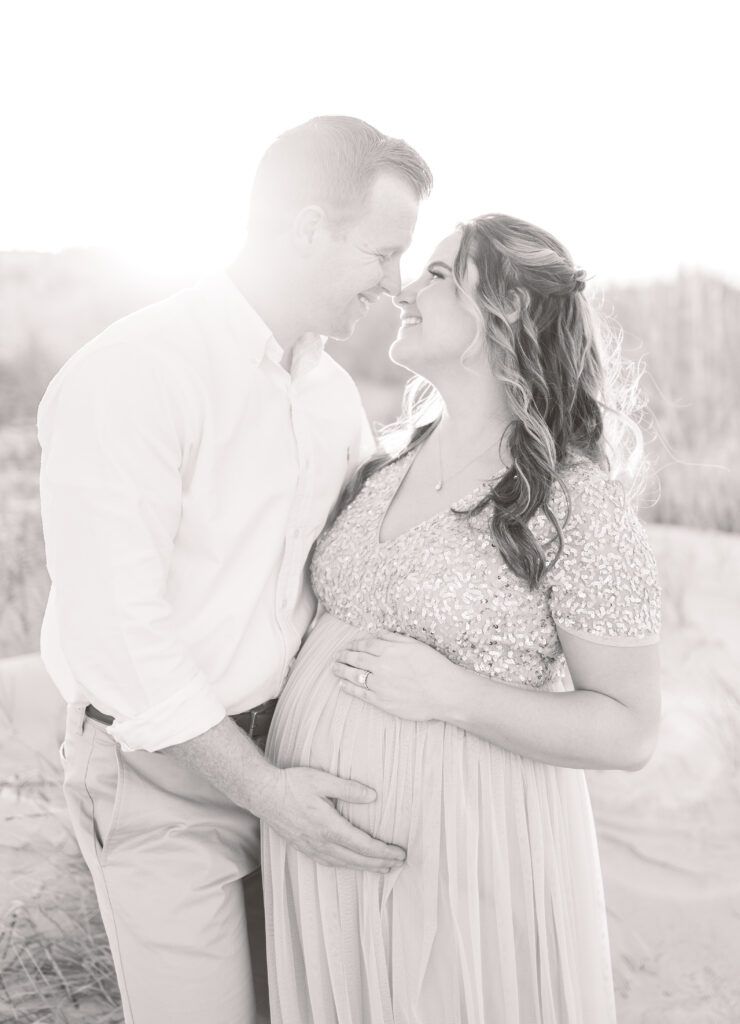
[313, 487, 560, 663]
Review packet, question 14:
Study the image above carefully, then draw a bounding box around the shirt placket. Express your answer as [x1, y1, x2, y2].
[273, 371, 315, 680]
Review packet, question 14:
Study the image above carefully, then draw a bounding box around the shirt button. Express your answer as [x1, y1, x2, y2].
[292, 528, 300, 538]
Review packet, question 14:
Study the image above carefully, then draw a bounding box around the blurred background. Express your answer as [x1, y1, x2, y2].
[1, 1, 738, 1022]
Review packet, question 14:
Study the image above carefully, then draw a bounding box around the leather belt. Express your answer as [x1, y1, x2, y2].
[230, 698, 278, 740]
[85, 704, 117, 726]
[85, 697, 279, 742]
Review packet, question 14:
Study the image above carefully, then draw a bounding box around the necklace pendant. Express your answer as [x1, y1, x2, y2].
[434, 481, 443, 492]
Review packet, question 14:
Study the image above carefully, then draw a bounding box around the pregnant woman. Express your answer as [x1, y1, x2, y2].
[262, 213, 661, 1024]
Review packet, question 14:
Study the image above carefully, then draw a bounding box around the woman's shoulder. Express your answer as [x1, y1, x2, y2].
[539, 453, 659, 584]
[546, 457, 661, 642]
[331, 451, 408, 530]
[559, 454, 622, 495]
[548, 456, 633, 526]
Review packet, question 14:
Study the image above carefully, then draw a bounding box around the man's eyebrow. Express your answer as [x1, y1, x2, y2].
[427, 260, 453, 272]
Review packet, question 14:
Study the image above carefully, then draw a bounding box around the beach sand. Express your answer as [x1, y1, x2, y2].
[589, 524, 740, 1023]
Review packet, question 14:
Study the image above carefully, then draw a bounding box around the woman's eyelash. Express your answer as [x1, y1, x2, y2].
[428, 269, 445, 279]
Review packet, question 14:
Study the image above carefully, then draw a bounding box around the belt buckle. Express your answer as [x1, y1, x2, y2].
[245, 708, 260, 738]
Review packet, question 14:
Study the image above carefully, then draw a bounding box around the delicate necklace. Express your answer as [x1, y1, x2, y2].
[434, 429, 502, 491]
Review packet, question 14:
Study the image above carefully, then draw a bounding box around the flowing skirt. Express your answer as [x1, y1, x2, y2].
[262, 613, 616, 1024]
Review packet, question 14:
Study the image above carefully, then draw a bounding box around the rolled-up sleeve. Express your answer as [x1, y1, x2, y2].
[38, 343, 227, 751]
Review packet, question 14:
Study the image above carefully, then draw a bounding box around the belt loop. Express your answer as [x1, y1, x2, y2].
[66, 702, 87, 737]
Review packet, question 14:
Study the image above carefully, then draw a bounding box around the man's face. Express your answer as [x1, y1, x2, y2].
[307, 173, 420, 340]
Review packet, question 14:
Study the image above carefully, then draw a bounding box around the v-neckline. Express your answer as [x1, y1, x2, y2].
[375, 450, 499, 548]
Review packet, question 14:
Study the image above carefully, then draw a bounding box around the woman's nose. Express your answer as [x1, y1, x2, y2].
[392, 283, 415, 309]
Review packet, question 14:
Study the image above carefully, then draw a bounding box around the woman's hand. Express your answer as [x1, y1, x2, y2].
[333, 627, 662, 772]
[333, 630, 459, 721]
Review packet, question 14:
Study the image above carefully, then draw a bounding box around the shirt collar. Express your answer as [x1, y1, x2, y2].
[199, 273, 325, 375]
[286, 333, 326, 377]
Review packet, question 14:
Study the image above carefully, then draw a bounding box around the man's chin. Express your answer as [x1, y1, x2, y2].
[327, 320, 359, 343]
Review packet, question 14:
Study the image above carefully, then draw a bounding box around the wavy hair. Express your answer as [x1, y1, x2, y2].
[337, 213, 645, 588]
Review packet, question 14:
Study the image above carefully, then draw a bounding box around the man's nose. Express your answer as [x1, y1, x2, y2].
[380, 259, 403, 299]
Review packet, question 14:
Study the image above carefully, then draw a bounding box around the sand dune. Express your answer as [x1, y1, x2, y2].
[588, 524, 740, 1022]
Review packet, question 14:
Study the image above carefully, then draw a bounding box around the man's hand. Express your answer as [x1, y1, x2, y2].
[254, 764, 406, 871]
[162, 716, 405, 872]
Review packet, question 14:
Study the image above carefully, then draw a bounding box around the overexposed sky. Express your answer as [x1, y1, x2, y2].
[0, 0, 737, 285]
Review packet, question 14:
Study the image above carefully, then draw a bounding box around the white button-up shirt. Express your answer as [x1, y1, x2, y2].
[38, 273, 373, 752]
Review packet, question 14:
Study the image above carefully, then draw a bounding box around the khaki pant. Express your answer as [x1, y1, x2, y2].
[61, 703, 269, 1024]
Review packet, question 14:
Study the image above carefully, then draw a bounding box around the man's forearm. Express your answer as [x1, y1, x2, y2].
[161, 714, 407, 872]
[161, 717, 282, 819]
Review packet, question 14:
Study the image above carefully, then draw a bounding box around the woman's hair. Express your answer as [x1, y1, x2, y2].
[248, 116, 433, 237]
[335, 213, 645, 589]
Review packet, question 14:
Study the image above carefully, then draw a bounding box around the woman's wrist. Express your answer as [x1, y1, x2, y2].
[433, 661, 486, 728]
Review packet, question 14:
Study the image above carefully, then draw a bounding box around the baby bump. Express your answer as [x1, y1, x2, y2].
[267, 612, 436, 845]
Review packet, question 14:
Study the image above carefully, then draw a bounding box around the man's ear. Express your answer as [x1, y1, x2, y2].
[293, 205, 326, 250]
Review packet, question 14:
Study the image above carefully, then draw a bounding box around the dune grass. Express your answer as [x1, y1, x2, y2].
[0, 855, 123, 1024]
[0, 423, 48, 661]
[0, 739, 122, 1024]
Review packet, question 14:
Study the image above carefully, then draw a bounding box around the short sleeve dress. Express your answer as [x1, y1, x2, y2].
[262, 454, 660, 1024]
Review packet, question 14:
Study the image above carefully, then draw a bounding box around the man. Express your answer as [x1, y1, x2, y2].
[38, 116, 432, 1024]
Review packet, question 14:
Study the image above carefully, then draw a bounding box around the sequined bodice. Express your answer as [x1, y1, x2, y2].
[311, 454, 660, 690]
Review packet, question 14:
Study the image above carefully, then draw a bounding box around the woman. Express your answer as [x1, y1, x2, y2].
[261, 214, 661, 1024]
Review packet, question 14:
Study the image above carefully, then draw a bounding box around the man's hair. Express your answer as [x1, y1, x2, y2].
[247, 115, 432, 236]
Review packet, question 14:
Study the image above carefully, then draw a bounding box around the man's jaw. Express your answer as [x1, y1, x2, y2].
[327, 293, 380, 341]
[358, 291, 384, 312]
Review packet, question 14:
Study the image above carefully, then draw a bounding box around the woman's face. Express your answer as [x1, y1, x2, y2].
[390, 230, 481, 378]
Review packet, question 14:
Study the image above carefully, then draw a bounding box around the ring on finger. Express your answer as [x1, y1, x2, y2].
[358, 668, 371, 690]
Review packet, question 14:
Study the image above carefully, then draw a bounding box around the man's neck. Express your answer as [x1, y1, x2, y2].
[227, 254, 310, 360]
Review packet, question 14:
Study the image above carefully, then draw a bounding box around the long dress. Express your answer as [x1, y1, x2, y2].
[261, 454, 661, 1024]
